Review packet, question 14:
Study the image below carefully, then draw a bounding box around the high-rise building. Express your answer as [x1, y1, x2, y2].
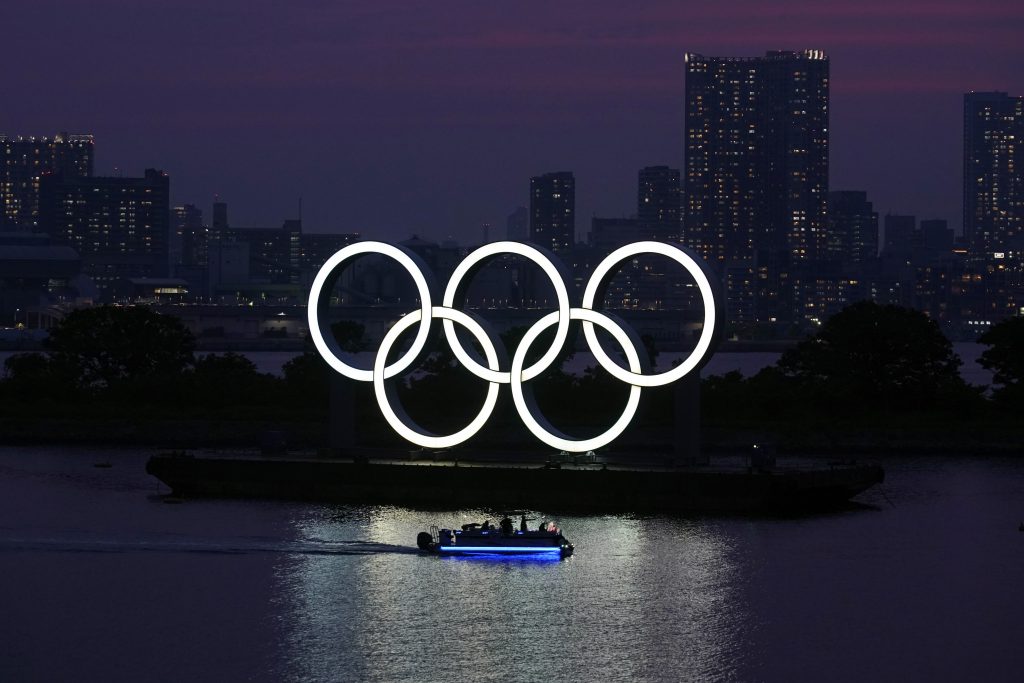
[684, 50, 829, 325]
[827, 191, 878, 266]
[529, 172, 574, 253]
[1, 133, 94, 229]
[38, 168, 170, 297]
[638, 166, 681, 242]
[963, 91, 1023, 263]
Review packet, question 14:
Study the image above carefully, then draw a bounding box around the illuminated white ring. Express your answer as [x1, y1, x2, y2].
[510, 308, 643, 452]
[374, 306, 501, 449]
[308, 241, 434, 382]
[442, 241, 571, 384]
[582, 241, 717, 387]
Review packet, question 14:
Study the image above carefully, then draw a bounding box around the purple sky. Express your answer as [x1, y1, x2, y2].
[6, 0, 1022, 243]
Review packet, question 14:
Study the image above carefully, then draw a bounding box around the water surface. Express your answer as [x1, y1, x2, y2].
[1, 447, 1021, 681]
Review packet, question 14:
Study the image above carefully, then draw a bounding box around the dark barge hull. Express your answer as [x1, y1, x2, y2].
[146, 454, 884, 514]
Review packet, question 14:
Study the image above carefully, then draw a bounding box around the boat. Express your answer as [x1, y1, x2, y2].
[416, 520, 574, 558]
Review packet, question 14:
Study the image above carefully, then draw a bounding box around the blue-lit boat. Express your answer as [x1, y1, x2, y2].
[417, 522, 574, 558]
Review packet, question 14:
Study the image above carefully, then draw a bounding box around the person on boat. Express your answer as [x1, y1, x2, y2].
[481, 520, 491, 530]
[500, 516, 514, 535]
[538, 520, 547, 531]
[520, 514, 528, 532]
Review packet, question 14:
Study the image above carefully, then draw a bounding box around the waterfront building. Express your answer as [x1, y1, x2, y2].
[1, 132, 94, 229]
[0, 231, 81, 324]
[530, 171, 575, 253]
[38, 168, 170, 298]
[208, 201, 301, 286]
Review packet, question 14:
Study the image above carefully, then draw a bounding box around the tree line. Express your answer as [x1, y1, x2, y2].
[1, 302, 1021, 444]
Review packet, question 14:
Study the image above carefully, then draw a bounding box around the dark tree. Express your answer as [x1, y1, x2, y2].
[777, 301, 970, 407]
[44, 306, 195, 391]
[191, 352, 278, 407]
[978, 316, 1024, 403]
[329, 320, 368, 353]
[282, 321, 367, 407]
[1, 352, 67, 401]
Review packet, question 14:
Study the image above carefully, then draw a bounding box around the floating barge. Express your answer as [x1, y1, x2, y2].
[145, 452, 884, 514]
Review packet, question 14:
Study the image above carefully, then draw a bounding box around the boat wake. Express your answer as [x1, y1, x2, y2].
[0, 534, 419, 557]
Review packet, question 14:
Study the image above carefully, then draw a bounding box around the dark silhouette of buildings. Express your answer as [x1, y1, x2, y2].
[212, 200, 229, 232]
[638, 166, 681, 242]
[171, 203, 206, 268]
[882, 214, 916, 258]
[38, 168, 170, 298]
[506, 206, 528, 241]
[963, 91, 1023, 264]
[1, 133, 94, 230]
[684, 50, 829, 328]
[530, 171, 575, 253]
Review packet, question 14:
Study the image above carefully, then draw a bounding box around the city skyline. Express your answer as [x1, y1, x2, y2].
[4, 1, 1022, 242]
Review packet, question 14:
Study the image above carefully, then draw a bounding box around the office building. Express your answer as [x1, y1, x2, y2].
[530, 171, 574, 253]
[1, 132, 94, 229]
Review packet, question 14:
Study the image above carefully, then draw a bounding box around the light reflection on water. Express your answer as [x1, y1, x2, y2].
[276, 510, 750, 682]
[1, 447, 1023, 682]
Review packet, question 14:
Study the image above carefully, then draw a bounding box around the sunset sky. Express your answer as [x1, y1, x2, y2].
[6, 0, 1023, 242]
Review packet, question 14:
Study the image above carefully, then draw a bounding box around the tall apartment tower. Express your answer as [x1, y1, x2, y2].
[638, 166, 681, 242]
[828, 191, 878, 266]
[684, 50, 829, 322]
[1, 132, 94, 229]
[963, 91, 1023, 262]
[529, 171, 575, 253]
[38, 169, 170, 297]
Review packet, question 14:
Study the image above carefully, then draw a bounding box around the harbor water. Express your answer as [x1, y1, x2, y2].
[1, 447, 1022, 681]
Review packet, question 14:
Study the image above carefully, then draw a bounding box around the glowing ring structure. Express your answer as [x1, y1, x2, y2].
[582, 241, 718, 387]
[308, 241, 435, 382]
[510, 308, 644, 452]
[442, 241, 571, 384]
[308, 240, 721, 452]
[374, 307, 503, 449]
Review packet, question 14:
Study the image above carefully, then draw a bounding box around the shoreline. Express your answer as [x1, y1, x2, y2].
[2, 416, 1022, 457]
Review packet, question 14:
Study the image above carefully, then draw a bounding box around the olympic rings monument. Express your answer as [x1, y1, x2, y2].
[147, 239, 886, 510]
[307, 239, 723, 458]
